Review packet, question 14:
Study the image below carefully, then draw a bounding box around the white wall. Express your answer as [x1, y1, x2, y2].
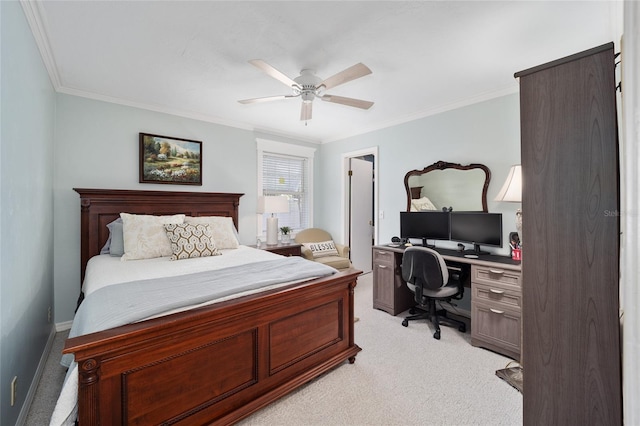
[0, 1, 55, 423]
[53, 95, 316, 323]
[317, 93, 522, 254]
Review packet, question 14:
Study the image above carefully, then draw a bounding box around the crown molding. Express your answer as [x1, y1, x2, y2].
[20, 0, 61, 89]
[322, 84, 519, 144]
[57, 86, 322, 145]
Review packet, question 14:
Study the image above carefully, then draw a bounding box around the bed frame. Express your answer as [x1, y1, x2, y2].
[65, 188, 361, 425]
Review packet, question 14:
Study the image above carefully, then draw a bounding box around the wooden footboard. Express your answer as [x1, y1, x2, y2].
[64, 269, 361, 425]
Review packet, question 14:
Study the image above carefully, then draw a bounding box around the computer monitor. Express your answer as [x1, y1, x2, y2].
[400, 211, 450, 247]
[450, 212, 503, 254]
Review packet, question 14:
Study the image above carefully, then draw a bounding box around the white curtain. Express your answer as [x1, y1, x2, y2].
[621, 2, 640, 424]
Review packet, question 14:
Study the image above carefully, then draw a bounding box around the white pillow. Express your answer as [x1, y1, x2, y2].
[185, 216, 240, 249]
[410, 196, 437, 211]
[302, 240, 339, 258]
[120, 213, 185, 261]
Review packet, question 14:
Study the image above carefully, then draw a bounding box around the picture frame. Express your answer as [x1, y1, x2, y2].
[139, 132, 202, 185]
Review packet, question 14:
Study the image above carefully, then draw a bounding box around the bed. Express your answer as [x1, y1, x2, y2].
[57, 188, 361, 425]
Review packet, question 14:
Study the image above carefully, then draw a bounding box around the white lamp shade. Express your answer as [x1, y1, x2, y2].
[257, 196, 289, 214]
[494, 165, 522, 203]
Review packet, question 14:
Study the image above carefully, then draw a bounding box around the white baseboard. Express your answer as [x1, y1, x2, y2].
[55, 320, 72, 331]
[16, 327, 57, 426]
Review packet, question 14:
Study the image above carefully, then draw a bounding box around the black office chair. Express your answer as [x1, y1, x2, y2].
[401, 246, 466, 339]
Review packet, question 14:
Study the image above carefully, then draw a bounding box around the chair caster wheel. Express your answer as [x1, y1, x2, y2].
[409, 308, 416, 315]
[458, 324, 466, 333]
[402, 319, 409, 327]
[433, 331, 441, 340]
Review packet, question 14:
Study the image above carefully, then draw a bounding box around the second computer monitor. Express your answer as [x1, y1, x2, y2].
[400, 211, 450, 247]
[450, 212, 502, 254]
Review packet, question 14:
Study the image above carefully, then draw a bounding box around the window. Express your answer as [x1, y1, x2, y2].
[257, 139, 315, 236]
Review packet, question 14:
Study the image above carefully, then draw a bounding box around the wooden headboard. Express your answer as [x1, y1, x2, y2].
[74, 188, 243, 283]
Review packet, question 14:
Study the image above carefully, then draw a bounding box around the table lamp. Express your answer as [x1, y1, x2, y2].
[494, 164, 522, 243]
[257, 196, 289, 245]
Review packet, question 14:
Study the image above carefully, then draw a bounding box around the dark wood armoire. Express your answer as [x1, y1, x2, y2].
[516, 43, 621, 425]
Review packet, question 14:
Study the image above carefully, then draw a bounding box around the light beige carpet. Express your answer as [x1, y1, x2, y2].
[238, 272, 523, 425]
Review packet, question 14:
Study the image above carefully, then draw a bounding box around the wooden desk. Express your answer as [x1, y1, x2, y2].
[372, 244, 522, 360]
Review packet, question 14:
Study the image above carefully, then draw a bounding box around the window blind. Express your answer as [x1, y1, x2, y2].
[262, 153, 309, 232]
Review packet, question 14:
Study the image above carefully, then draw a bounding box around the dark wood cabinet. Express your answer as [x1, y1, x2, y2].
[516, 42, 621, 425]
[251, 243, 302, 257]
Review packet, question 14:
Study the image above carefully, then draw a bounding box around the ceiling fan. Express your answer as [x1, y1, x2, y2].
[238, 59, 374, 121]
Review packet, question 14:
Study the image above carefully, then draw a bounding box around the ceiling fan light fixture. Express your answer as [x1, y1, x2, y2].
[301, 91, 315, 102]
[239, 60, 374, 121]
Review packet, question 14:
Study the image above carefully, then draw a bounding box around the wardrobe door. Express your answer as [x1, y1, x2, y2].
[517, 43, 621, 425]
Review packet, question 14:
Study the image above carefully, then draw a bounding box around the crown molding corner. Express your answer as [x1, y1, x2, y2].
[20, 0, 62, 90]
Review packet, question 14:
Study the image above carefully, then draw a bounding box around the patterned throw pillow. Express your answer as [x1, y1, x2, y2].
[120, 213, 186, 260]
[302, 240, 339, 258]
[164, 223, 220, 260]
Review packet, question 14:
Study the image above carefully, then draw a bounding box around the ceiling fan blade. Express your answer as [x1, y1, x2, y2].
[238, 95, 296, 104]
[249, 59, 298, 88]
[321, 95, 374, 110]
[319, 63, 372, 91]
[300, 102, 313, 121]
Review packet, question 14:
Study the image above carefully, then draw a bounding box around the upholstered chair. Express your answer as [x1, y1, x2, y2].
[294, 228, 352, 271]
[401, 246, 466, 340]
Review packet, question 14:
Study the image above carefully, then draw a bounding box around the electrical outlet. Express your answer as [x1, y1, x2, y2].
[48, 306, 52, 323]
[10, 376, 17, 406]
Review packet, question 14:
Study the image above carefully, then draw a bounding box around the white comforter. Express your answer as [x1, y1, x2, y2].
[50, 246, 333, 426]
[83, 245, 284, 295]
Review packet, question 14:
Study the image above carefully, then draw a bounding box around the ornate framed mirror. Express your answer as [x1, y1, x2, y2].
[404, 161, 491, 212]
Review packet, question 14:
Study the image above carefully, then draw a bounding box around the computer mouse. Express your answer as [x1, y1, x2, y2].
[405, 242, 413, 247]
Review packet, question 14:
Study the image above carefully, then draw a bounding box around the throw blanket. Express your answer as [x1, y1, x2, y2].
[51, 257, 336, 426]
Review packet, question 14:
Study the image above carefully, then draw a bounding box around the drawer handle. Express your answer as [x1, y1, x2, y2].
[489, 289, 505, 295]
[377, 251, 388, 255]
[378, 265, 388, 269]
[489, 269, 505, 275]
[490, 308, 505, 315]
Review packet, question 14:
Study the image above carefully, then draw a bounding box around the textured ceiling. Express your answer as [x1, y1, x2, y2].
[25, 1, 622, 143]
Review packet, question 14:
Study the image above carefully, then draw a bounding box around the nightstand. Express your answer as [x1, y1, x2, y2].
[251, 242, 302, 257]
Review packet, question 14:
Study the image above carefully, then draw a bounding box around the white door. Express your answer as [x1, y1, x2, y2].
[349, 158, 374, 273]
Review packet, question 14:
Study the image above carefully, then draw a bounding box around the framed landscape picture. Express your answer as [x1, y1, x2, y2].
[139, 133, 202, 185]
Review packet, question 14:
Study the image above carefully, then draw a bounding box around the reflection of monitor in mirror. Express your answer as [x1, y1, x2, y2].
[400, 211, 450, 247]
[450, 212, 502, 254]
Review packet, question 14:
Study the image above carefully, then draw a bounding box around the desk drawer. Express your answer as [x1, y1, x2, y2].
[472, 265, 521, 288]
[471, 301, 521, 358]
[373, 248, 395, 265]
[473, 282, 521, 311]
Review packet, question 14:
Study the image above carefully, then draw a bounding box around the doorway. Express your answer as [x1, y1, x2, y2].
[342, 148, 378, 274]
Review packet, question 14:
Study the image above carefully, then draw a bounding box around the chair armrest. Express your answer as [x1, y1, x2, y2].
[300, 246, 315, 260]
[335, 244, 350, 258]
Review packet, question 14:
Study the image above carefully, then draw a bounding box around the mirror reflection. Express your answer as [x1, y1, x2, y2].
[404, 161, 491, 212]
